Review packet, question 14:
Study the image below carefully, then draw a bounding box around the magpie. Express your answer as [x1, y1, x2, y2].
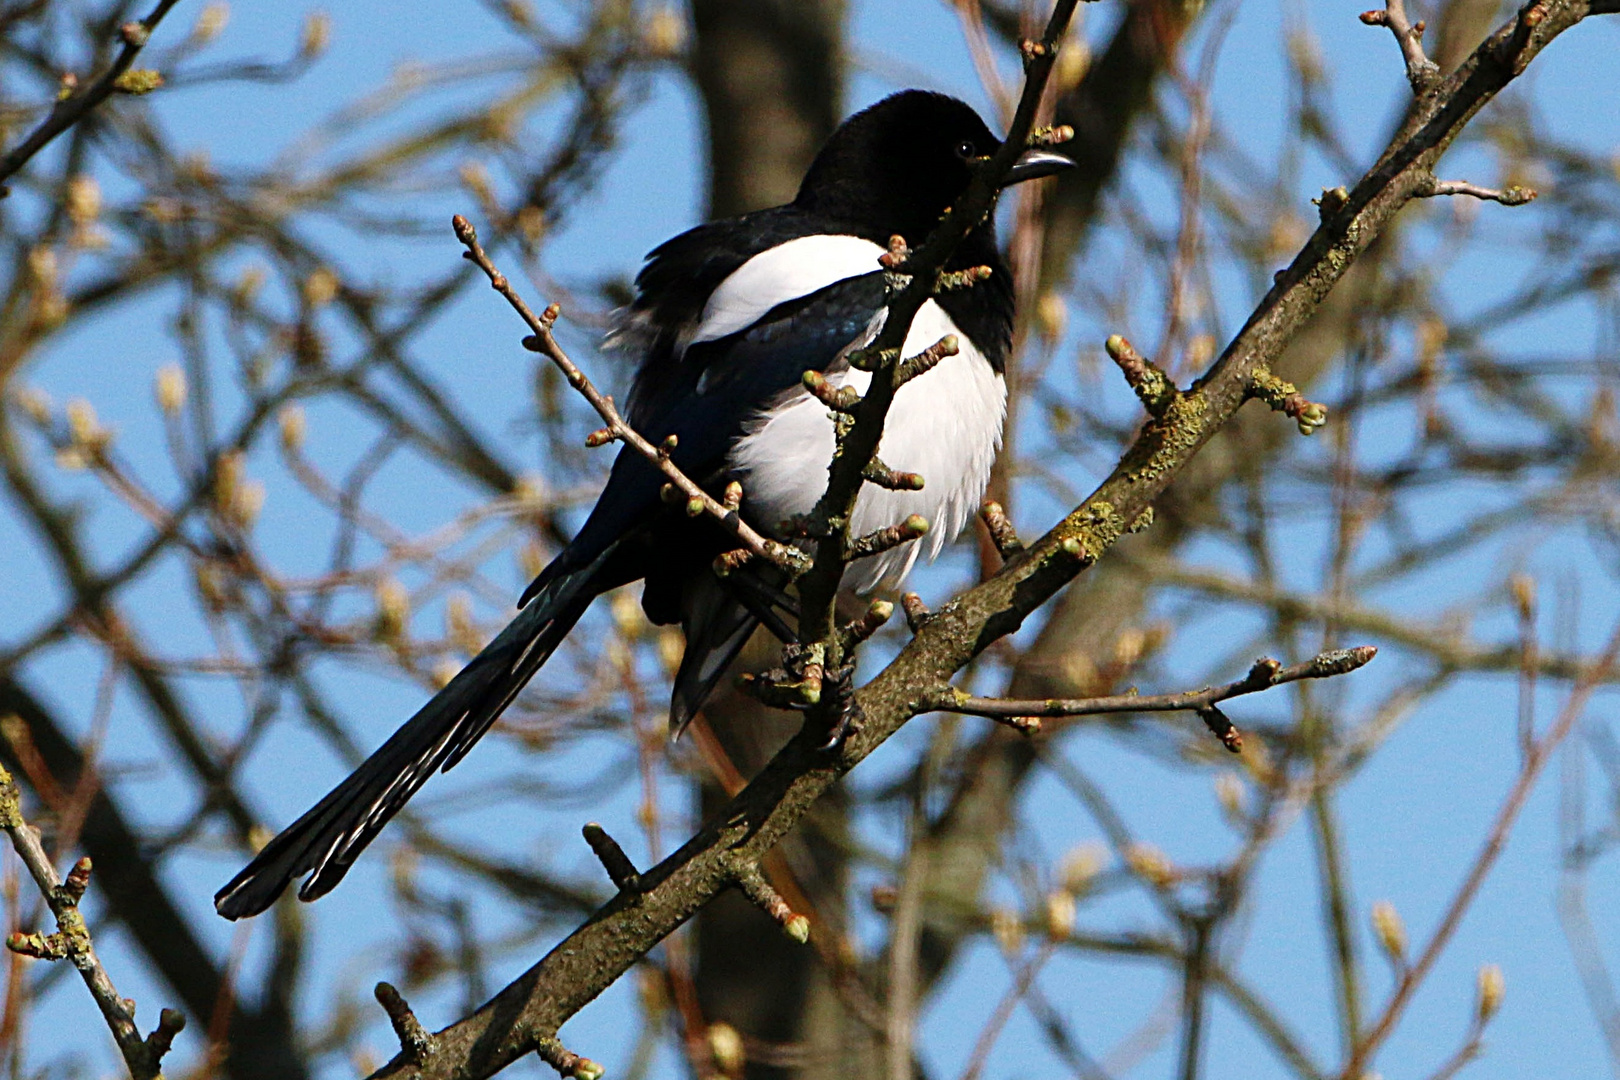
[215, 89, 1072, 919]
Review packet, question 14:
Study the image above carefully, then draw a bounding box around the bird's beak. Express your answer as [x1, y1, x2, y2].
[1003, 148, 1075, 186]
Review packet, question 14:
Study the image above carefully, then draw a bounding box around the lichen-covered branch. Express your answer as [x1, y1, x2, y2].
[367, 1, 1612, 1076]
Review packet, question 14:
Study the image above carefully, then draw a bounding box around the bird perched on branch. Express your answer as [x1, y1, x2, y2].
[215, 89, 1072, 919]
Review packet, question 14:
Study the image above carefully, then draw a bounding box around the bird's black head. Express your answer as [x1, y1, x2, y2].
[793, 90, 1069, 246]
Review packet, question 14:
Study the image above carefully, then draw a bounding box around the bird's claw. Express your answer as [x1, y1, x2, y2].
[816, 663, 863, 753]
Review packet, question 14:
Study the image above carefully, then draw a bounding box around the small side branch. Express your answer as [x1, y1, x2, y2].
[900, 592, 931, 634]
[1249, 366, 1329, 435]
[979, 500, 1024, 559]
[536, 1038, 604, 1080]
[1105, 336, 1178, 417]
[863, 456, 925, 491]
[929, 646, 1379, 752]
[847, 514, 929, 561]
[1416, 176, 1538, 205]
[581, 822, 641, 893]
[839, 599, 895, 653]
[894, 334, 959, 387]
[732, 863, 811, 944]
[376, 982, 437, 1063]
[0, 765, 183, 1078]
[452, 215, 807, 575]
[1360, 0, 1440, 94]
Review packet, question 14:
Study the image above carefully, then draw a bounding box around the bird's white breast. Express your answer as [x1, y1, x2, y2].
[730, 300, 1005, 591]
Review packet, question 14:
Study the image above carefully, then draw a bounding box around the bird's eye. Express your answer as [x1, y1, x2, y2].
[955, 139, 977, 159]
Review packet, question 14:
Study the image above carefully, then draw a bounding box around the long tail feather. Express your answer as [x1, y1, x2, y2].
[214, 550, 611, 920]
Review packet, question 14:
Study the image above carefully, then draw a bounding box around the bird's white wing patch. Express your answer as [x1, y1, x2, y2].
[730, 300, 1006, 592]
[686, 234, 886, 351]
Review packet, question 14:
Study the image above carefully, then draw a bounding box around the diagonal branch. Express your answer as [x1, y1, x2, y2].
[368, 1, 1613, 1076]
[452, 217, 807, 576]
[0, 0, 182, 188]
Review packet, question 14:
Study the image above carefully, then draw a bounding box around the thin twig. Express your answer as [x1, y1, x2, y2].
[451, 215, 806, 575]
[0, 0, 183, 187]
[1360, 0, 1441, 93]
[1340, 620, 1620, 1077]
[931, 647, 1378, 751]
[0, 765, 183, 1079]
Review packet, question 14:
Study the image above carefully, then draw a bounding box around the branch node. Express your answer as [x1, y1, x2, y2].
[1199, 705, 1244, 752]
[895, 334, 959, 387]
[935, 265, 993, 292]
[732, 864, 811, 944]
[979, 501, 1024, 559]
[1028, 124, 1075, 148]
[375, 982, 437, 1063]
[846, 344, 899, 373]
[581, 822, 641, 892]
[713, 548, 753, 577]
[1361, 0, 1440, 93]
[7, 929, 69, 960]
[62, 855, 92, 904]
[1314, 185, 1351, 222]
[1308, 644, 1379, 676]
[1418, 175, 1539, 206]
[1104, 335, 1178, 416]
[803, 369, 862, 411]
[142, 1008, 186, 1065]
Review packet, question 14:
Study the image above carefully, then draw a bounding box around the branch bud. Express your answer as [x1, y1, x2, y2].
[1476, 963, 1505, 1022]
[1371, 900, 1407, 964]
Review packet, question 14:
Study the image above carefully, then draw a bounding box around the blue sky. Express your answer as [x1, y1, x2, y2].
[6, 1, 1620, 1078]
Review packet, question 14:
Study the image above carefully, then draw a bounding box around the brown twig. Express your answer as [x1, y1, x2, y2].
[930, 647, 1378, 752]
[1360, 0, 1441, 93]
[581, 822, 641, 893]
[0, 764, 184, 1078]
[1339, 622, 1620, 1078]
[0, 0, 183, 188]
[1416, 176, 1538, 204]
[451, 215, 807, 575]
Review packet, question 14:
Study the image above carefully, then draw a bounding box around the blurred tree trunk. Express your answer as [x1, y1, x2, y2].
[689, 0, 846, 220]
[685, 4, 856, 1078]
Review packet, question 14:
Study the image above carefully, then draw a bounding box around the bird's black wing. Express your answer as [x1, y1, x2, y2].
[619, 207, 869, 429]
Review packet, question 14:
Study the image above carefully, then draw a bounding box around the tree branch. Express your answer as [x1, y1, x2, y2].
[368, 1, 1611, 1075]
[929, 646, 1379, 751]
[452, 216, 807, 576]
[0, 0, 182, 188]
[0, 764, 185, 1079]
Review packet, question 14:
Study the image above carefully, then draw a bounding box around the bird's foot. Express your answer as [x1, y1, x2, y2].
[816, 663, 864, 753]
